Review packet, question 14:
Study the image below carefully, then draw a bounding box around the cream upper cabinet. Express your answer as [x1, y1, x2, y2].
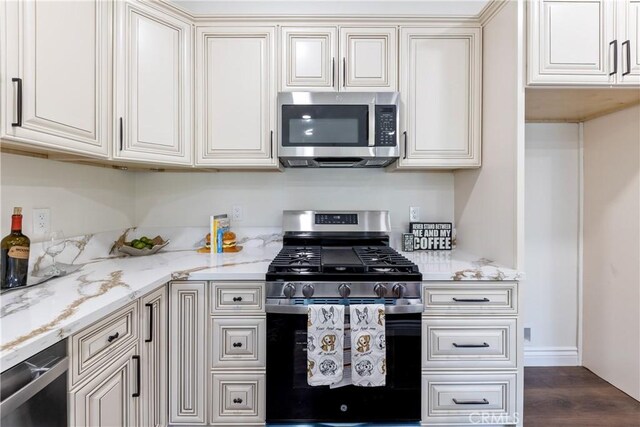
[195, 26, 278, 168]
[618, 0, 640, 84]
[339, 27, 398, 91]
[1, 0, 111, 157]
[397, 27, 482, 169]
[114, 1, 193, 165]
[281, 26, 398, 92]
[281, 27, 338, 91]
[527, 0, 629, 85]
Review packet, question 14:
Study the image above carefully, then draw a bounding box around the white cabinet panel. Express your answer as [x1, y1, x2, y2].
[281, 27, 337, 91]
[211, 317, 266, 369]
[528, 0, 616, 85]
[398, 27, 481, 169]
[618, 0, 640, 84]
[196, 27, 277, 167]
[141, 286, 167, 427]
[340, 27, 397, 91]
[2, 0, 111, 156]
[210, 372, 265, 424]
[115, 1, 193, 165]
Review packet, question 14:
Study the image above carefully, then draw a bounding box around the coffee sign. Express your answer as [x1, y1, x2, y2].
[409, 222, 453, 251]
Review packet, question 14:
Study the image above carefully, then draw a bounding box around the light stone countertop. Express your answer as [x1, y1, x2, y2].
[0, 226, 520, 371]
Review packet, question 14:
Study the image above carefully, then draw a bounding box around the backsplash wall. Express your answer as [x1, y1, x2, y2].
[134, 168, 455, 230]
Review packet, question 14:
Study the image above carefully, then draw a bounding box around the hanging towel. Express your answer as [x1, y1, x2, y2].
[307, 305, 344, 386]
[350, 304, 386, 387]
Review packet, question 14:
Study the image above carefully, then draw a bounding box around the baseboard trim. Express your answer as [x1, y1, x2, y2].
[525, 346, 580, 366]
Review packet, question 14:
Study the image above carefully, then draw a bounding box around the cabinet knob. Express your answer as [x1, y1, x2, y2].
[233, 398, 243, 404]
[107, 332, 120, 343]
[232, 296, 243, 302]
[232, 342, 243, 348]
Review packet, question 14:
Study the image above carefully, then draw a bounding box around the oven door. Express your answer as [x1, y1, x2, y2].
[266, 307, 421, 423]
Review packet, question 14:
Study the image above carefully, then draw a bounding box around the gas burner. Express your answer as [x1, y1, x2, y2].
[372, 267, 395, 273]
[289, 267, 311, 272]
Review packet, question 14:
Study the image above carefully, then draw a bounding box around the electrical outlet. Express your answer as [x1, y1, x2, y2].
[409, 207, 420, 222]
[32, 208, 50, 236]
[232, 205, 243, 222]
[524, 327, 531, 343]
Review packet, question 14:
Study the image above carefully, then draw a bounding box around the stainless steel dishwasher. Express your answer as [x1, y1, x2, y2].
[1, 339, 68, 427]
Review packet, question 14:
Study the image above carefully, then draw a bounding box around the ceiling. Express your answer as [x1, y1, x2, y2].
[168, 0, 493, 17]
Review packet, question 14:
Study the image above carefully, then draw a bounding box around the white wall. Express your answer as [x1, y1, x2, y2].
[133, 169, 454, 229]
[0, 153, 135, 240]
[583, 105, 640, 400]
[524, 123, 580, 366]
[454, 0, 523, 269]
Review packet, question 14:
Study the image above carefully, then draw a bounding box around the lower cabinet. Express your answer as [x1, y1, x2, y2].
[210, 372, 266, 424]
[69, 285, 168, 427]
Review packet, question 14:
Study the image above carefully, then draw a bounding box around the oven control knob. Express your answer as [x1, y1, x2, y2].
[392, 283, 407, 298]
[302, 284, 315, 298]
[374, 283, 387, 298]
[338, 283, 351, 298]
[283, 283, 296, 298]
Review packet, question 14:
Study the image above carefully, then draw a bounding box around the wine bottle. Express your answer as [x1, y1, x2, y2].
[1, 207, 31, 289]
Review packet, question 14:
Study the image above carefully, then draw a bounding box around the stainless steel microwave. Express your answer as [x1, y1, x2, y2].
[278, 92, 400, 168]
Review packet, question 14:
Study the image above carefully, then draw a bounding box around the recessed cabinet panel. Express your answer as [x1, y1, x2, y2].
[281, 27, 337, 91]
[618, 0, 640, 84]
[529, 0, 616, 85]
[196, 27, 277, 167]
[340, 27, 397, 91]
[2, 0, 110, 156]
[115, 1, 192, 164]
[211, 372, 265, 424]
[211, 317, 266, 369]
[398, 27, 481, 168]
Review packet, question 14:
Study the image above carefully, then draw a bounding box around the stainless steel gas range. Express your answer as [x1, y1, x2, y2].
[265, 210, 422, 424]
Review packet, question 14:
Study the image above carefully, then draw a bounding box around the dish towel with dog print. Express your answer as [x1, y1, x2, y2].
[307, 305, 344, 386]
[350, 304, 386, 387]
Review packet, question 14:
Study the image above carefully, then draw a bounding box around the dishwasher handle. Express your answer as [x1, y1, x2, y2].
[0, 356, 68, 416]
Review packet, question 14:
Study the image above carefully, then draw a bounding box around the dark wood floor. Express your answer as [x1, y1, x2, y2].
[525, 367, 640, 426]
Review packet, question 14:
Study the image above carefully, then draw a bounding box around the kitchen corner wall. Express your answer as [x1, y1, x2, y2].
[0, 153, 136, 240]
[133, 169, 454, 230]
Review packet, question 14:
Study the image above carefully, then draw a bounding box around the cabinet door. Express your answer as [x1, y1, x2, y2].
[398, 27, 481, 169]
[528, 0, 616, 85]
[618, 0, 640, 84]
[339, 27, 397, 91]
[70, 345, 139, 427]
[141, 286, 167, 427]
[281, 27, 338, 91]
[115, 1, 193, 165]
[1, 0, 111, 156]
[195, 27, 277, 168]
[169, 281, 207, 424]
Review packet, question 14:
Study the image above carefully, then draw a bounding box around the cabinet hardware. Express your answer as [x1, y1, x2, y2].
[453, 398, 489, 405]
[132, 355, 141, 397]
[452, 297, 490, 303]
[342, 57, 346, 87]
[145, 303, 153, 343]
[610, 40, 618, 76]
[232, 342, 243, 348]
[233, 296, 243, 302]
[11, 78, 22, 127]
[119, 117, 123, 151]
[233, 398, 243, 404]
[331, 58, 335, 87]
[622, 40, 631, 76]
[453, 342, 489, 348]
[107, 332, 120, 343]
[402, 131, 407, 159]
[270, 130, 274, 159]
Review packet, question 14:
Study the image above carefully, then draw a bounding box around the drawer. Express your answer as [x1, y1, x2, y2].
[422, 282, 518, 315]
[211, 283, 264, 314]
[210, 372, 265, 424]
[422, 372, 517, 425]
[422, 318, 516, 369]
[70, 301, 138, 386]
[211, 317, 266, 369]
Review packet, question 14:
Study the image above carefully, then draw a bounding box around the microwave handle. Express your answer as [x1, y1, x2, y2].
[368, 102, 375, 146]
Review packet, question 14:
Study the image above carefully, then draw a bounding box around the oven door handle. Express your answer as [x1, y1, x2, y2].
[0, 356, 68, 416]
[265, 302, 424, 314]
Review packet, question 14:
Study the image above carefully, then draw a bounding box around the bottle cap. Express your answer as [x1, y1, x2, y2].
[13, 207, 22, 216]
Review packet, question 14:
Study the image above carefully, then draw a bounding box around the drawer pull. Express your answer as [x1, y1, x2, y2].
[107, 332, 120, 343]
[453, 342, 490, 348]
[453, 398, 489, 405]
[232, 342, 243, 348]
[233, 296, 243, 302]
[132, 355, 141, 398]
[452, 297, 490, 303]
[233, 398, 243, 404]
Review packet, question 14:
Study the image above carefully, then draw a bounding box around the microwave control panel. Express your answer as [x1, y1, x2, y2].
[375, 105, 397, 146]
